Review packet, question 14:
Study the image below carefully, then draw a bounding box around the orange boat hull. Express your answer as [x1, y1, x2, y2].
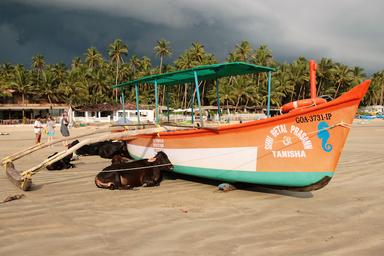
[124, 80, 370, 190]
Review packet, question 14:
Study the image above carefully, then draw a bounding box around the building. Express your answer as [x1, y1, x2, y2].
[0, 103, 69, 124]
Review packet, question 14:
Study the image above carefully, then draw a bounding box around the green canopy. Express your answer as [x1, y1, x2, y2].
[113, 62, 275, 88]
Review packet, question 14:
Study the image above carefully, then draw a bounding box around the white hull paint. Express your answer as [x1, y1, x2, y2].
[128, 144, 258, 172]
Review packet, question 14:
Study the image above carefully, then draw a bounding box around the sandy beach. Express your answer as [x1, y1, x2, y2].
[0, 121, 383, 256]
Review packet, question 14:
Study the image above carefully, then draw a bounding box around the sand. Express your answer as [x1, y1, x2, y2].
[0, 121, 383, 256]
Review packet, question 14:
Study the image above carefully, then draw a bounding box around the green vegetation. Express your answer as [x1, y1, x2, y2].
[1, 39, 383, 115]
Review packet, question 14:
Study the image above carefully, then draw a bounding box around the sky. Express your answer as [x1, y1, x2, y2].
[0, 0, 383, 72]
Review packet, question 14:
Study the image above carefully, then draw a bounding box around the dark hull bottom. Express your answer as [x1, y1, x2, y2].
[256, 176, 332, 192]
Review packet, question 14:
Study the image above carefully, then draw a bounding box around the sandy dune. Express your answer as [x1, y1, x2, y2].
[0, 122, 383, 256]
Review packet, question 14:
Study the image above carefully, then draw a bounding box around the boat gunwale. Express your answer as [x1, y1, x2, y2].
[126, 80, 370, 139]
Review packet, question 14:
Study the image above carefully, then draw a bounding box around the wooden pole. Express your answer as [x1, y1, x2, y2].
[6, 126, 171, 191]
[1, 127, 121, 165]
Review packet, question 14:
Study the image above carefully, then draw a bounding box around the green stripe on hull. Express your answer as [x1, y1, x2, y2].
[173, 165, 333, 187]
[130, 154, 333, 187]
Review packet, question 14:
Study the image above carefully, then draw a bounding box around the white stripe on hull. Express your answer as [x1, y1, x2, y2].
[128, 144, 258, 172]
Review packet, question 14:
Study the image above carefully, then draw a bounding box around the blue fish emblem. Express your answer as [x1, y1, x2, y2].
[317, 121, 333, 152]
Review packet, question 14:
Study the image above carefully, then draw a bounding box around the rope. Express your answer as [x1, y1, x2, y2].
[99, 163, 173, 173]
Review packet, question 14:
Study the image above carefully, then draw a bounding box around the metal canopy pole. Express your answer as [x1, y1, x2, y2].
[155, 80, 159, 124]
[190, 83, 194, 124]
[165, 86, 170, 123]
[267, 71, 272, 117]
[135, 83, 140, 125]
[121, 90, 126, 123]
[216, 79, 221, 121]
[194, 71, 204, 127]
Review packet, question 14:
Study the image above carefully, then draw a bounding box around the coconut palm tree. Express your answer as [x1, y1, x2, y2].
[85, 47, 103, 70]
[290, 57, 309, 100]
[108, 39, 128, 100]
[38, 69, 59, 109]
[350, 66, 366, 88]
[235, 41, 253, 62]
[154, 39, 172, 106]
[129, 55, 141, 79]
[370, 71, 384, 106]
[32, 54, 45, 81]
[316, 58, 334, 96]
[0, 81, 12, 98]
[0, 63, 14, 99]
[252, 44, 273, 66]
[331, 63, 353, 98]
[189, 42, 206, 65]
[10, 65, 31, 108]
[154, 39, 172, 74]
[71, 57, 82, 70]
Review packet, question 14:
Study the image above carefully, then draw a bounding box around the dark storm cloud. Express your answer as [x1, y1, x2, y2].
[1, 0, 383, 71]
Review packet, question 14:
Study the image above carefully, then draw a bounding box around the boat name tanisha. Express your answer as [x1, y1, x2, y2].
[272, 150, 306, 158]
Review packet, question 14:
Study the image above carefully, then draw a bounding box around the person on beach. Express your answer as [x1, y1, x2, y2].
[33, 116, 43, 144]
[46, 115, 56, 145]
[60, 111, 70, 146]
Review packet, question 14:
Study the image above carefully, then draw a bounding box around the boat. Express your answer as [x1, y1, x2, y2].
[113, 61, 370, 191]
[1, 61, 370, 192]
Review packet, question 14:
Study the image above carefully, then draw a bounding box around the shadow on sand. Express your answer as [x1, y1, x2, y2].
[29, 169, 313, 198]
[164, 172, 313, 199]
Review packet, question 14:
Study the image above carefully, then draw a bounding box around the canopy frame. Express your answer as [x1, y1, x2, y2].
[114, 62, 275, 126]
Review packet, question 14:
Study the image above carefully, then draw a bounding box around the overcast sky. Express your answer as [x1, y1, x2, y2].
[1, 0, 383, 72]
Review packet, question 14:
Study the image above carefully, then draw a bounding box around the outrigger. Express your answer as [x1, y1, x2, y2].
[3, 61, 370, 191]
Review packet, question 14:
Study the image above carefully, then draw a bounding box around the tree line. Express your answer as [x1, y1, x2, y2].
[0, 39, 383, 113]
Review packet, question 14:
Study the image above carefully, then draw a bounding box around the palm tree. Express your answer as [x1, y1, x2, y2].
[331, 63, 353, 98]
[371, 71, 384, 106]
[154, 39, 172, 106]
[32, 54, 45, 92]
[350, 66, 366, 88]
[32, 54, 45, 81]
[252, 44, 273, 66]
[129, 55, 141, 79]
[71, 57, 82, 70]
[0, 81, 12, 98]
[219, 82, 236, 113]
[235, 41, 253, 62]
[139, 56, 152, 77]
[0, 63, 14, 99]
[85, 47, 103, 70]
[32, 54, 45, 72]
[289, 57, 309, 100]
[108, 39, 128, 100]
[227, 52, 241, 62]
[316, 58, 334, 96]
[38, 69, 58, 109]
[189, 42, 205, 65]
[154, 39, 172, 74]
[10, 65, 31, 108]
